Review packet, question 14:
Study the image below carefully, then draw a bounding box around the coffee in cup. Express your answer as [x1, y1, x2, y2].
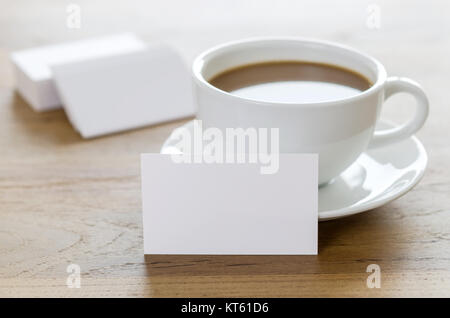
[209, 61, 372, 103]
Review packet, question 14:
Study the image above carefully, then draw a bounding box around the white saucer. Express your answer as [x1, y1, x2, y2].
[160, 120, 427, 221]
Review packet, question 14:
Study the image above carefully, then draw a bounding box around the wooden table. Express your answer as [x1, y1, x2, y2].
[1, 0, 449, 297]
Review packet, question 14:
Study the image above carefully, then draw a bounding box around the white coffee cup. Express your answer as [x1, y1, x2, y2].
[192, 37, 429, 185]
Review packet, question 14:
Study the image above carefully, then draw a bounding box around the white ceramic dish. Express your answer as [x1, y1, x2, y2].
[161, 120, 427, 221]
[192, 37, 429, 185]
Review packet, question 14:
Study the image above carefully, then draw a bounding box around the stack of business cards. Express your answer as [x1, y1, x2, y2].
[10, 33, 195, 138]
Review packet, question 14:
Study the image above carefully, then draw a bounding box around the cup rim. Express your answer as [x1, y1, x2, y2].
[192, 36, 387, 107]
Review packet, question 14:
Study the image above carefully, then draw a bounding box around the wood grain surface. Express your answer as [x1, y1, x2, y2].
[0, 0, 449, 297]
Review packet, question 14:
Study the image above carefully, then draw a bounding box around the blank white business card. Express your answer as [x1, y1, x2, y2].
[141, 154, 318, 255]
[51, 44, 194, 138]
[10, 33, 147, 111]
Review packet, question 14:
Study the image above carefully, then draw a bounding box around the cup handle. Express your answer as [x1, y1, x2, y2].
[369, 77, 429, 148]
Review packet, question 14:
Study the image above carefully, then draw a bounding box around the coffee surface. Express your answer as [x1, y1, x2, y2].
[209, 61, 372, 103]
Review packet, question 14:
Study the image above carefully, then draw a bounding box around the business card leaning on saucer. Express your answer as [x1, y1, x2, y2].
[141, 154, 318, 255]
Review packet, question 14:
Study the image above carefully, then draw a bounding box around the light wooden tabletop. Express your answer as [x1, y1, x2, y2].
[1, 0, 449, 297]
